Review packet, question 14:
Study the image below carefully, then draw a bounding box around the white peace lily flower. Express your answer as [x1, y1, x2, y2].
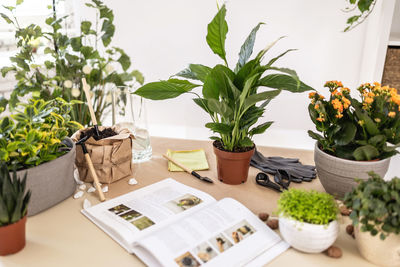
[71, 87, 80, 97]
[105, 64, 114, 73]
[64, 80, 73, 88]
[82, 65, 92, 74]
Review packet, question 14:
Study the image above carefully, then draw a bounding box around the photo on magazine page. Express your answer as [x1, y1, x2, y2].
[224, 220, 256, 244]
[163, 194, 203, 214]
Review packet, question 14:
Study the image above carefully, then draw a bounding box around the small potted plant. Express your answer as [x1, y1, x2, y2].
[135, 4, 313, 184]
[0, 98, 82, 215]
[308, 81, 400, 197]
[0, 163, 31, 256]
[344, 172, 400, 266]
[277, 188, 339, 253]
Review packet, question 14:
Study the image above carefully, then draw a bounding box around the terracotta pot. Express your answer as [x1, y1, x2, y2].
[0, 216, 27, 256]
[314, 143, 390, 198]
[355, 226, 400, 266]
[213, 142, 255, 185]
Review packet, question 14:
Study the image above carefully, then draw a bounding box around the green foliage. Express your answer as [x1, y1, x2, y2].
[0, 163, 31, 227]
[277, 188, 339, 225]
[343, 0, 376, 32]
[344, 172, 400, 240]
[308, 81, 400, 161]
[0, 98, 82, 170]
[0, 0, 143, 127]
[135, 4, 313, 151]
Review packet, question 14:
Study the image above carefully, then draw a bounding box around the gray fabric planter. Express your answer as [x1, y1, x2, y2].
[314, 143, 390, 198]
[15, 138, 76, 216]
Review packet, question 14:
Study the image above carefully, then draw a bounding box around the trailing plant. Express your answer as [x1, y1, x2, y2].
[135, 4, 313, 151]
[0, 98, 82, 170]
[344, 172, 400, 240]
[0, 0, 144, 126]
[277, 188, 338, 225]
[343, 0, 376, 32]
[308, 81, 400, 161]
[0, 162, 31, 227]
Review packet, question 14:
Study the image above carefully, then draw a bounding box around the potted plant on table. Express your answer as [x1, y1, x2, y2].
[277, 188, 339, 253]
[134, 4, 313, 184]
[308, 81, 400, 197]
[344, 172, 400, 266]
[0, 163, 31, 256]
[0, 98, 82, 215]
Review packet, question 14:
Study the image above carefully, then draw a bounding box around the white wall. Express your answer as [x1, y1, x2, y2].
[73, 0, 399, 177]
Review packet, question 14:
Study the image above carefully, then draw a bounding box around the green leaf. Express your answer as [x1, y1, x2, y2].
[203, 64, 234, 100]
[1, 66, 16, 77]
[205, 122, 232, 134]
[258, 74, 313, 93]
[131, 70, 144, 85]
[368, 135, 386, 147]
[334, 122, 356, 146]
[206, 4, 228, 64]
[134, 79, 200, 100]
[117, 52, 131, 71]
[358, 0, 374, 12]
[239, 137, 253, 147]
[255, 36, 286, 62]
[308, 130, 325, 143]
[0, 13, 13, 24]
[70, 37, 82, 51]
[249, 121, 273, 136]
[243, 90, 281, 111]
[81, 21, 92, 34]
[16, 0, 24, 5]
[235, 22, 264, 72]
[101, 19, 115, 47]
[353, 145, 379, 161]
[207, 99, 233, 119]
[176, 64, 212, 83]
[355, 109, 379, 136]
[193, 98, 210, 114]
[265, 49, 297, 67]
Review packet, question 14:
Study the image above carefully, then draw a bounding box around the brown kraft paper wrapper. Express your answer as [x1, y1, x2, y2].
[71, 126, 134, 184]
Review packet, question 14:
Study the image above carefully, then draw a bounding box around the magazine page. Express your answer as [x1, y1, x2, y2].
[132, 198, 284, 267]
[82, 178, 216, 252]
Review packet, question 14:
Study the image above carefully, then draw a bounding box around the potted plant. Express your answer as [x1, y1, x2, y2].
[0, 163, 31, 256]
[277, 188, 339, 253]
[308, 81, 400, 197]
[0, 0, 144, 126]
[0, 98, 82, 215]
[344, 172, 400, 266]
[134, 4, 313, 184]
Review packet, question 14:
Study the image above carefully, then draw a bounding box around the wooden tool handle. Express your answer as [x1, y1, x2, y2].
[81, 78, 98, 126]
[84, 153, 106, 202]
[162, 154, 193, 174]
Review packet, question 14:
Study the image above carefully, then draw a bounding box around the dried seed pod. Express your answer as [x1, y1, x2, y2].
[346, 224, 354, 236]
[258, 212, 269, 221]
[266, 219, 279, 230]
[340, 206, 351, 216]
[324, 246, 342, 258]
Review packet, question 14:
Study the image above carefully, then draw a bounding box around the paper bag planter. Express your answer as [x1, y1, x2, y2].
[72, 126, 134, 184]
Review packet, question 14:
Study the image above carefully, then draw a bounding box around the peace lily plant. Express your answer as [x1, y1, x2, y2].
[135, 4, 313, 184]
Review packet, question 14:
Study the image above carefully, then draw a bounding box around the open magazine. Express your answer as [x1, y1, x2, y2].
[82, 178, 289, 267]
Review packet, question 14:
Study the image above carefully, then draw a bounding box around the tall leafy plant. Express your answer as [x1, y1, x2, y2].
[135, 4, 313, 151]
[0, 0, 144, 126]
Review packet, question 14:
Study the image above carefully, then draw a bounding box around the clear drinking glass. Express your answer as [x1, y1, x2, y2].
[111, 86, 152, 163]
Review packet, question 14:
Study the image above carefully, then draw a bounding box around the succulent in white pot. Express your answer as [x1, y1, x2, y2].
[277, 188, 339, 253]
[344, 172, 400, 266]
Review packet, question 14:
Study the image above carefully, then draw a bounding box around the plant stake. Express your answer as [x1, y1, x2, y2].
[82, 78, 100, 138]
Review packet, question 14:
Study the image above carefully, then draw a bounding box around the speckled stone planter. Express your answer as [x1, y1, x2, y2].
[279, 216, 339, 253]
[314, 143, 391, 198]
[355, 227, 400, 266]
[15, 138, 76, 216]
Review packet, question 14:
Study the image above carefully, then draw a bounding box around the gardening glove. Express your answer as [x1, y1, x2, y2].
[251, 149, 317, 183]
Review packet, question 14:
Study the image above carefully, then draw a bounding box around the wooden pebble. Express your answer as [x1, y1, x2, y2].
[346, 224, 354, 236]
[324, 246, 342, 258]
[340, 206, 351, 216]
[266, 219, 279, 230]
[258, 212, 270, 221]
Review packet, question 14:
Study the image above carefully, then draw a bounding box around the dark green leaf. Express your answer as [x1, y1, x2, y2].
[235, 22, 264, 72]
[334, 122, 356, 146]
[70, 37, 82, 51]
[249, 121, 273, 136]
[239, 137, 253, 147]
[353, 145, 379, 161]
[205, 122, 232, 134]
[117, 51, 131, 71]
[176, 64, 212, 82]
[206, 4, 228, 63]
[258, 74, 314, 93]
[203, 64, 234, 100]
[80, 21, 92, 34]
[134, 79, 200, 100]
[0, 13, 13, 24]
[243, 90, 281, 111]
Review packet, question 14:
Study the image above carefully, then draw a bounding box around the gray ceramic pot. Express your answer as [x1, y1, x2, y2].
[314, 143, 390, 198]
[15, 138, 76, 216]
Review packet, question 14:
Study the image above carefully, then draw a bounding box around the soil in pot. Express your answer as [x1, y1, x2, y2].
[79, 127, 117, 141]
[213, 141, 255, 185]
[0, 216, 27, 256]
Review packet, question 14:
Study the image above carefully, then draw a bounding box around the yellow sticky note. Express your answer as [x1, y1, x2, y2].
[166, 149, 209, 172]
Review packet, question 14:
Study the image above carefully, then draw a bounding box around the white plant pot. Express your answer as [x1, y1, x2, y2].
[355, 227, 400, 266]
[279, 216, 339, 253]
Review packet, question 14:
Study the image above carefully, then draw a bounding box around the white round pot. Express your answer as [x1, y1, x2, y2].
[279, 216, 339, 253]
[355, 227, 400, 266]
[314, 143, 391, 198]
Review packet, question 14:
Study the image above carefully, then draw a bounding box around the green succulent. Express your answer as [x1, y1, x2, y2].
[0, 162, 31, 227]
[277, 188, 338, 225]
[344, 172, 400, 240]
[0, 98, 82, 170]
[134, 4, 313, 152]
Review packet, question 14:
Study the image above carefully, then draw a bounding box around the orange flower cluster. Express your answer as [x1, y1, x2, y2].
[358, 82, 400, 116]
[328, 82, 351, 119]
